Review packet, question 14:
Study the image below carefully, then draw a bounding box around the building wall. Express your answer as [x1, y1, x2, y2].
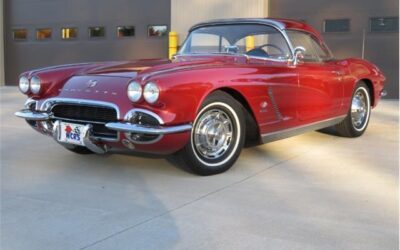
[4, 0, 170, 85]
[270, 0, 399, 98]
[171, 0, 269, 45]
[0, 0, 4, 85]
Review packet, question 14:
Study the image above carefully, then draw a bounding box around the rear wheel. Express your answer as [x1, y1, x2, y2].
[178, 91, 245, 175]
[335, 82, 371, 137]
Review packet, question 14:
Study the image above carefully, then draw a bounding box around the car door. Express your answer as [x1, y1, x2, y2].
[287, 30, 344, 123]
[238, 28, 299, 134]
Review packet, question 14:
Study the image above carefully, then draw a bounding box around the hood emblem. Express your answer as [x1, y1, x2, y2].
[87, 80, 98, 88]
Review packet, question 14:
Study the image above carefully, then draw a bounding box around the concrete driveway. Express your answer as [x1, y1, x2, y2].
[1, 86, 398, 250]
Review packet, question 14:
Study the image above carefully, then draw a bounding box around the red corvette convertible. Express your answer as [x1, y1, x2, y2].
[15, 18, 386, 175]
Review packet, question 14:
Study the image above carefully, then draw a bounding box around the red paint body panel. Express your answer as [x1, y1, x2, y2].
[19, 19, 386, 155]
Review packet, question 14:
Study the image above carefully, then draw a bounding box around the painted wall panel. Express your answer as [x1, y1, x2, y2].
[171, 0, 269, 44]
[4, 0, 171, 85]
[0, 0, 4, 85]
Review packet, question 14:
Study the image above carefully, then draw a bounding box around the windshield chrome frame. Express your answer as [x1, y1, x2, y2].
[177, 21, 296, 63]
[285, 28, 335, 62]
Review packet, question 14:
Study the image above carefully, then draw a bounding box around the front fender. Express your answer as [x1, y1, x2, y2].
[21, 62, 112, 99]
[145, 66, 268, 126]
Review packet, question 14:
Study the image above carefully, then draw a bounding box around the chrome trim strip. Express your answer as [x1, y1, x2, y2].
[261, 115, 346, 143]
[123, 108, 165, 144]
[175, 53, 290, 63]
[189, 19, 286, 32]
[40, 97, 121, 119]
[246, 55, 290, 63]
[82, 124, 108, 154]
[282, 29, 295, 58]
[52, 120, 62, 141]
[268, 88, 283, 120]
[24, 98, 37, 109]
[125, 134, 164, 145]
[175, 53, 249, 60]
[51, 116, 107, 125]
[105, 122, 192, 135]
[124, 108, 164, 125]
[178, 22, 295, 61]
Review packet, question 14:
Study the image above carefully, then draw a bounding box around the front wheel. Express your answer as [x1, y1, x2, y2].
[335, 82, 371, 137]
[178, 91, 245, 175]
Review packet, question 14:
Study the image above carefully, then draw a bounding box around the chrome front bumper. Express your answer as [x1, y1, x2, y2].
[16, 98, 193, 154]
[15, 109, 52, 121]
[15, 109, 192, 135]
[105, 122, 192, 135]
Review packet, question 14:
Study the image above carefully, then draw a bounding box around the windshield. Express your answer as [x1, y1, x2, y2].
[179, 24, 292, 60]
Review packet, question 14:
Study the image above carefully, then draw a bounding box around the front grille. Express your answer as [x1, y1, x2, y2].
[51, 104, 118, 140]
[52, 104, 117, 123]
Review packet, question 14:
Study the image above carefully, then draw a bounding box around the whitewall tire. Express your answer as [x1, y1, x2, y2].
[335, 82, 372, 137]
[178, 91, 245, 175]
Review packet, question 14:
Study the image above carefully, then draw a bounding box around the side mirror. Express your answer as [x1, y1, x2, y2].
[293, 46, 306, 65]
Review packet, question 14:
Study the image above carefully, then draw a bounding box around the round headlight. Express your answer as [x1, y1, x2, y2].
[30, 76, 41, 94]
[127, 81, 142, 102]
[143, 82, 160, 104]
[19, 76, 30, 93]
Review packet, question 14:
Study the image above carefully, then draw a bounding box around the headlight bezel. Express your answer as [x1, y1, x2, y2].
[19, 76, 30, 94]
[143, 82, 160, 104]
[30, 76, 41, 94]
[127, 81, 143, 102]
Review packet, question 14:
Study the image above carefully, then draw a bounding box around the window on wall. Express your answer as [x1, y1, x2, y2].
[117, 26, 135, 38]
[36, 28, 52, 40]
[61, 28, 78, 40]
[370, 17, 399, 32]
[323, 19, 350, 32]
[89, 27, 106, 38]
[148, 25, 168, 37]
[13, 29, 28, 40]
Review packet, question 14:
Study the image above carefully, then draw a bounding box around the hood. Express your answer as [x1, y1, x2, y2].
[81, 55, 245, 80]
[84, 59, 171, 78]
[32, 55, 246, 101]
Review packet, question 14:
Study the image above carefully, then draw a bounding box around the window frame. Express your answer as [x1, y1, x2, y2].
[369, 16, 399, 33]
[323, 19, 351, 33]
[36, 28, 52, 41]
[116, 25, 136, 38]
[147, 24, 168, 38]
[179, 23, 294, 62]
[12, 28, 28, 41]
[88, 26, 106, 39]
[61, 27, 79, 40]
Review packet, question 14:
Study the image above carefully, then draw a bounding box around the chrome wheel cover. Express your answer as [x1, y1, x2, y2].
[193, 109, 234, 159]
[351, 88, 369, 129]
